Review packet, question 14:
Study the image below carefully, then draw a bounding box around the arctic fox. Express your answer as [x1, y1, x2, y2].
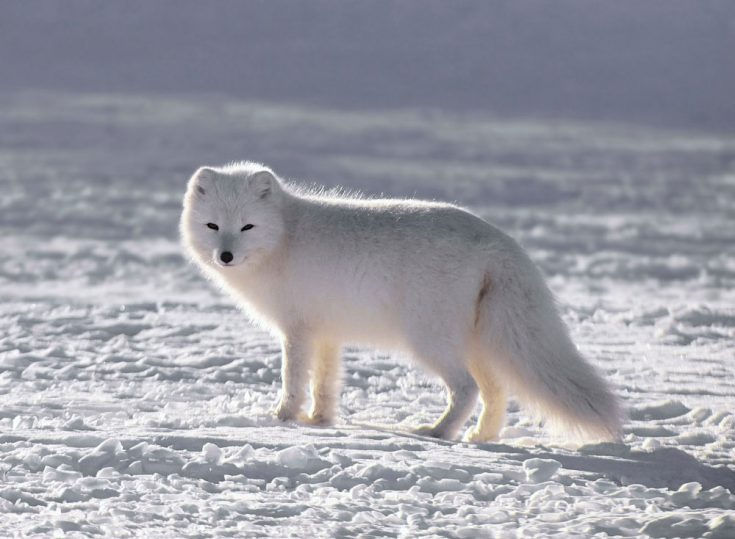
[180, 162, 622, 442]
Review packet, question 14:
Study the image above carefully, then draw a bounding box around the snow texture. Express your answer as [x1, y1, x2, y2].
[1, 92, 734, 538]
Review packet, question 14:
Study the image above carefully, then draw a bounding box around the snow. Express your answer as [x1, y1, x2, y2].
[1, 91, 734, 537]
[522, 459, 562, 483]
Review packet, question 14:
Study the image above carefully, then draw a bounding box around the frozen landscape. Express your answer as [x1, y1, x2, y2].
[0, 91, 734, 538]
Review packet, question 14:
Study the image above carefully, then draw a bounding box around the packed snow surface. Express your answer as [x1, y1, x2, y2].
[1, 92, 734, 538]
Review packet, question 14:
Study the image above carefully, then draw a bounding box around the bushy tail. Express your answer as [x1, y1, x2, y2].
[480, 254, 623, 442]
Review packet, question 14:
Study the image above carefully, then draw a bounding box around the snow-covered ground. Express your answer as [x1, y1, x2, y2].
[1, 91, 734, 538]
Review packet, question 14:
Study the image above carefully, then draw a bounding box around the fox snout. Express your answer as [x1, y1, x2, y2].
[213, 235, 238, 267]
[213, 248, 237, 267]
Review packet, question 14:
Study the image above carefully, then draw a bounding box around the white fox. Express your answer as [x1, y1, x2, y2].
[180, 162, 622, 442]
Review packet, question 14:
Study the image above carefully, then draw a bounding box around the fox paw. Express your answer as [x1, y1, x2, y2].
[412, 424, 447, 439]
[299, 411, 334, 426]
[462, 427, 499, 443]
[273, 403, 298, 422]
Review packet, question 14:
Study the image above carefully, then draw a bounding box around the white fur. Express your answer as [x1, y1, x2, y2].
[180, 162, 623, 442]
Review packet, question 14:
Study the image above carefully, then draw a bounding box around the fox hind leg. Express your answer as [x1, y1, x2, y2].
[411, 356, 479, 439]
[463, 357, 507, 442]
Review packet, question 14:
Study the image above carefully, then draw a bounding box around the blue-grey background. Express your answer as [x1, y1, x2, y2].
[3, 0, 735, 131]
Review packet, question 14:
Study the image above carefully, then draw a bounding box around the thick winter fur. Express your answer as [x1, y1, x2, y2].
[180, 162, 623, 442]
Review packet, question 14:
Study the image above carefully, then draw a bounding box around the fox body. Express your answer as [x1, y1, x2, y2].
[180, 162, 622, 442]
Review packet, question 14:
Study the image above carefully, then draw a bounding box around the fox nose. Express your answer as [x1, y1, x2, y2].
[220, 251, 233, 264]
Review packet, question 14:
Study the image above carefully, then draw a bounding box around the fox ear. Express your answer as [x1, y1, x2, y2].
[191, 167, 216, 195]
[250, 170, 279, 199]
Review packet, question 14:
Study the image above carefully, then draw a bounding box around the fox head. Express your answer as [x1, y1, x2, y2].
[180, 162, 286, 271]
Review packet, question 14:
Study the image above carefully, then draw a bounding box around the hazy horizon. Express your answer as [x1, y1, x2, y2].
[2, 0, 734, 132]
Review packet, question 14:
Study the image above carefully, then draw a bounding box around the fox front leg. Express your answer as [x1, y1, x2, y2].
[273, 333, 313, 421]
[304, 341, 341, 425]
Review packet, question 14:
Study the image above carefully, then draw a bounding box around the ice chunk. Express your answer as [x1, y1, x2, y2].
[181, 461, 239, 482]
[523, 458, 561, 483]
[275, 444, 328, 475]
[125, 461, 143, 475]
[670, 482, 702, 507]
[708, 514, 735, 539]
[42, 466, 82, 483]
[53, 520, 82, 533]
[202, 442, 222, 464]
[78, 438, 124, 476]
[639, 515, 707, 538]
[416, 477, 465, 493]
[356, 463, 404, 482]
[63, 416, 93, 430]
[630, 400, 690, 421]
[676, 430, 716, 446]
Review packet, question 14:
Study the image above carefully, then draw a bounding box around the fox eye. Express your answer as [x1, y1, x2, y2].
[206, 223, 219, 231]
[241, 224, 255, 231]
